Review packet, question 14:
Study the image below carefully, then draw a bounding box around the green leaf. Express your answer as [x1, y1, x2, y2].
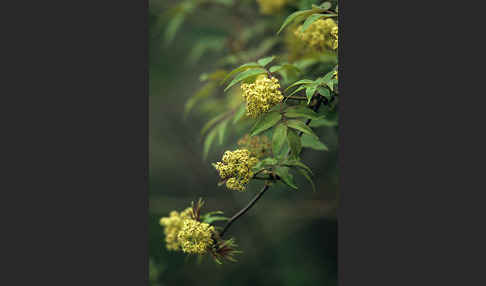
[301, 134, 328, 151]
[317, 86, 331, 99]
[272, 123, 288, 156]
[285, 105, 321, 120]
[254, 157, 277, 171]
[277, 5, 332, 35]
[217, 120, 229, 145]
[306, 85, 318, 104]
[327, 80, 334, 92]
[250, 112, 282, 136]
[270, 102, 287, 112]
[280, 141, 290, 158]
[201, 112, 227, 136]
[224, 68, 267, 92]
[287, 128, 302, 158]
[203, 216, 229, 224]
[301, 14, 326, 32]
[184, 82, 217, 117]
[269, 64, 300, 76]
[221, 62, 260, 84]
[199, 73, 210, 82]
[285, 85, 307, 102]
[187, 37, 225, 65]
[309, 118, 338, 127]
[271, 64, 301, 82]
[297, 168, 316, 192]
[203, 129, 217, 159]
[257, 56, 275, 67]
[284, 159, 313, 174]
[203, 211, 224, 216]
[277, 10, 313, 35]
[165, 14, 185, 44]
[318, 70, 336, 85]
[202, 69, 228, 82]
[284, 79, 314, 93]
[275, 166, 298, 189]
[259, 157, 278, 166]
[319, 2, 332, 10]
[281, 64, 301, 75]
[287, 120, 318, 138]
[269, 65, 282, 73]
[240, 74, 261, 85]
[212, 0, 234, 6]
[233, 105, 247, 124]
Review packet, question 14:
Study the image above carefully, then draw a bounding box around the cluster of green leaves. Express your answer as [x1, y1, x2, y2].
[215, 44, 338, 190]
[200, 210, 228, 224]
[166, 0, 339, 189]
[221, 55, 303, 90]
[161, 0, 339, 161]
[185, 70, 249, 159]
[277, 2, 338, 35]
[246, 100, 332, 191]
[284, 68, 338, 103]
[180, 1, 338, 191]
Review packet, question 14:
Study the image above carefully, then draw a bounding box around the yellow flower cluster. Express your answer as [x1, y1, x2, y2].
[241, 75, 283, 118]
[237, 134, 271, 158]
[330, 26, 338, 50]
[213, 149, 259, 191]
[159, 207, 193, 251]
[284, 25, 308, 61]
[177, 219, 215, 255]
[256, 0, 287, 15]
[294, 18, 338, 51]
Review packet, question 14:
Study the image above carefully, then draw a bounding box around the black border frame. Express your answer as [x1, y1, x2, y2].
[5, 0, 474, 284]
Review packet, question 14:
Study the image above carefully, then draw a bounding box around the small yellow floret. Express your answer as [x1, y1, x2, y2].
[177, 219, 215, 255]
[213, 149, 259, 191]
[241, 75, 283, 118]
[159, 207, 193, 251]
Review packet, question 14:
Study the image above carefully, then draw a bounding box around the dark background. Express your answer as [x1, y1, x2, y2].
[149, 1, 338, 285]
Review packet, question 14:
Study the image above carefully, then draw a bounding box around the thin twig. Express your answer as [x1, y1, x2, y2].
[252, 168, 269, 178]
[285, 96, 307, 101]
[220, 183, 270, 238]
[253, 176, 271, 180]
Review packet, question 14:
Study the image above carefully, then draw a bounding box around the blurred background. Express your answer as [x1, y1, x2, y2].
[149, 1, 338, 285]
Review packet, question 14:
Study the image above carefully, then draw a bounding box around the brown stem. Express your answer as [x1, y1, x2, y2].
[253, 175, 274, 180]
[252, 168, 268, 177]
[286, 96, 308, 101]
[220, 183, 270, 238]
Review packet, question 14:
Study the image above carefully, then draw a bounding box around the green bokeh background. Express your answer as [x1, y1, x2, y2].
[149, 1, 338, 285]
